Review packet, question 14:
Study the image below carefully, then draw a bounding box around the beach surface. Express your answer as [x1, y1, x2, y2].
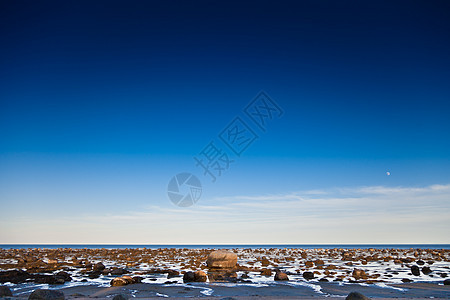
[1, 247, 449, 298]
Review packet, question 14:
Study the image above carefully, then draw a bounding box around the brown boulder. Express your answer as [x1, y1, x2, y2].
[274, 271, 289, 281]
[93, 262, 105, 271]
[352, 269, 366, 280]
[206, 251, 237, 269]
[121, 276, 135, 284]
[194, 271, 207, 282]
[314, 259, 324, 266]
[260, 257, 270, 267]
[110, 277, 128, 287]
[260, 269, 272, 276]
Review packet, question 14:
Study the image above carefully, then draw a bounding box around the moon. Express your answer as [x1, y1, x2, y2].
[386, 171, 391, 176]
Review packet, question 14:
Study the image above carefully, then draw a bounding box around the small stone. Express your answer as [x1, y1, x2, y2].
[443, 279, 450, 285]
[93, 262, 105, 272]
[416, 260, 425, 265]
[274, 271, 289, 281]
[110, 268, 128, 276]
[260, 269, 272, 276]
[303, 271, 314, 280]
[194, 271, 207, 282]
[422, 266, 432, 275]
[112, 295, 128, 300]
[54, 271, 71, 282]
[28, 289, 65, 300]
[352, 269, 366, 279]
[305, 261, 314, 268]
[183, 271, 195, 283]
[261, 258, 270, 267]
[314, 259, 324, 266]
[88, 271, 100, 279]
[167, 270, 180, 279]
[411, 265, 420, 276]
[346, 291, 370, 300]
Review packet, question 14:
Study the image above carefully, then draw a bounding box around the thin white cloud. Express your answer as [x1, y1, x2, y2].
[1, 183, 449, 244]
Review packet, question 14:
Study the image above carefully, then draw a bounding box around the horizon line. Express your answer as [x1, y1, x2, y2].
[1, 243, 449, 246]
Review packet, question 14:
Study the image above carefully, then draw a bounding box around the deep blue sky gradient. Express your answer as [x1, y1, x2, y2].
[1, 1, 450, 233]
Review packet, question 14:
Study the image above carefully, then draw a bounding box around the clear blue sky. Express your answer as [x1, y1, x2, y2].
[1, 1, 449, 244]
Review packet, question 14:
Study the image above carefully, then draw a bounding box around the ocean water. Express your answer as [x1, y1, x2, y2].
[1, 244, 449, 249]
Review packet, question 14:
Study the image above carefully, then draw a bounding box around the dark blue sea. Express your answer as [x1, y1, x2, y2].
[0, 244, 449, 249]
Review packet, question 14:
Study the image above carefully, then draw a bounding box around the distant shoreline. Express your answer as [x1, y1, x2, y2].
[1, 244, 450, 249]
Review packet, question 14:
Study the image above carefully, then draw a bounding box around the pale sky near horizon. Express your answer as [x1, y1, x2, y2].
[1, 1, 450, 244]
[1, 181, 449, 244]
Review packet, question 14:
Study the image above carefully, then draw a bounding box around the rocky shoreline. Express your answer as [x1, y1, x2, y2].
[0, 247, 449, 298]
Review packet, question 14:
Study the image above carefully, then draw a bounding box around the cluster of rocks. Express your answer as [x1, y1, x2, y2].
[183, 270, 207, 282]
[180, 250, 240, 283]
[110, 275, 142, 286]
[0, 269, 72, 284]
[241, 247, 450, 284]
[410, 265, 432, 276]
[0, 247, 449, 287]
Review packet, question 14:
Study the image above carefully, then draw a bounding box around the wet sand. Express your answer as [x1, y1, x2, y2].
[5, 282, 450, 299]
